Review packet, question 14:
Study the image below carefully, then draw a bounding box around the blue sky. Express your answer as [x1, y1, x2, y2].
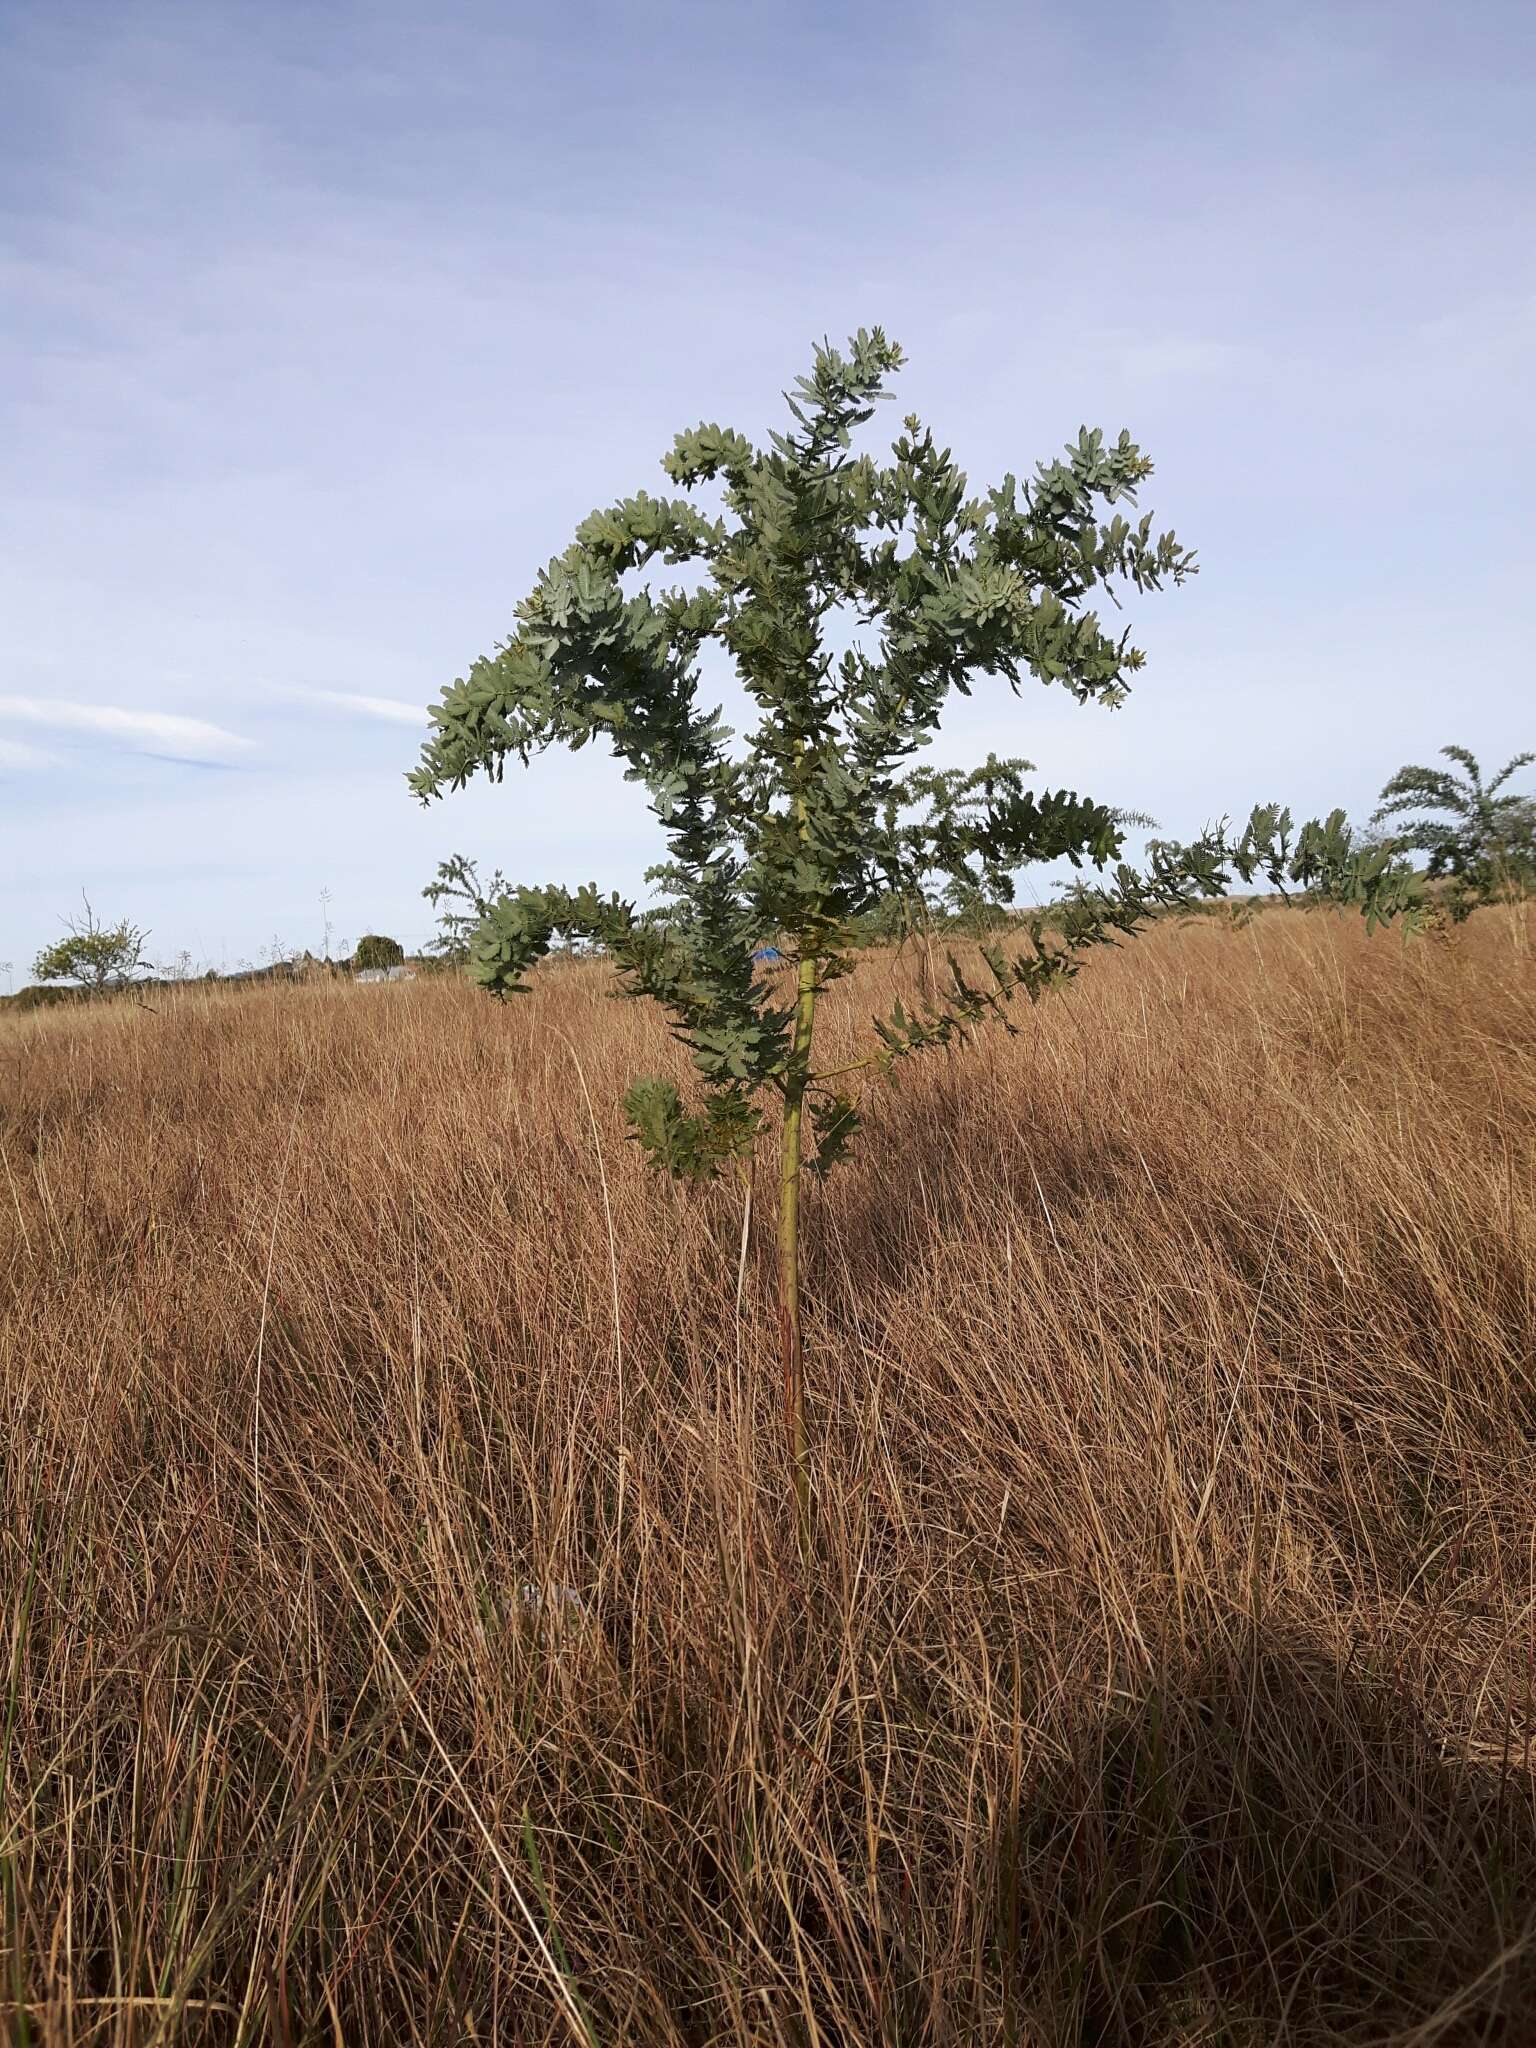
[2, 0, 1532, 978]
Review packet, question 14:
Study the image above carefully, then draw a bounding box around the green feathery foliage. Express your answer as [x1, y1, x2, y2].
[412, 328, 1420, 1533]
[1372, 743, 1534, 917]
[422, 854, 511, 967]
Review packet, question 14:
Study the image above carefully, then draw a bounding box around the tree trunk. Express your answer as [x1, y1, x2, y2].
[778, 950, 818, 1556]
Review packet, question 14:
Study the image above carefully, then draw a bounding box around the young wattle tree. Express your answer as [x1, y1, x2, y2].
[411, 328, 1416, 1538]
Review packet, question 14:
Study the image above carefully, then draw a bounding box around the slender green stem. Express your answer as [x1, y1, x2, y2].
[807, 1053, 880, 1088]
[779, 949, 818, 1557]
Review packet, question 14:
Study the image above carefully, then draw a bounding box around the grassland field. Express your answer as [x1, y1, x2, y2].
[2, 907, 1534, 2045]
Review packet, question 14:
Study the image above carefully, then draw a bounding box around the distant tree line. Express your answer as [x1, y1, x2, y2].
[9, 742, 1530, 1011]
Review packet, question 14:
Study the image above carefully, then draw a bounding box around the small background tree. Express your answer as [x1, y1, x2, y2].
[1372, 744, 1534, 928]
[353, 933, 405, 973]
[423, 855, 509, 967]
[412, 328, 1417, 1541]
[32, 899, 150, 995]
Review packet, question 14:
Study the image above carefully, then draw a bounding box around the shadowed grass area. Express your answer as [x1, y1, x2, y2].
[2, 907, 1533, 2043]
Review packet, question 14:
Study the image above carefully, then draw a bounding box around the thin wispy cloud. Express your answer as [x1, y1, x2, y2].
[0, 736, 58, 772]
[299, 689, 427, 727]
[0, 695, 254, 765]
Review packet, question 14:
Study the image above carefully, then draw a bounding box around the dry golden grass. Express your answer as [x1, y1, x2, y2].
[2, 909, 1534, 2045]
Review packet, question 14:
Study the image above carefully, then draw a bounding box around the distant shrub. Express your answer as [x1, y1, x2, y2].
[2, 983, 87, 1012]
[353, 934, 405, 973]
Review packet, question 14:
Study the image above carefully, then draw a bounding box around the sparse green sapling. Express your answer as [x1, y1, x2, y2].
[412, 329, 1418, 1538]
